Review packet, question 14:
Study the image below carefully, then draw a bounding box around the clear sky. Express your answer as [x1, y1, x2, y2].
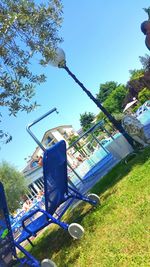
[0, 0, 150, 170]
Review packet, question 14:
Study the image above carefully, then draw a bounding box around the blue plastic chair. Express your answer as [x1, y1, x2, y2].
[16, 139, 100, 245]
[0, 182, 56, 267]
[14, 108, 100, 245]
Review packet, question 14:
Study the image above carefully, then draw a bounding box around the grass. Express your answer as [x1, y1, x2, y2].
[25, 147, 150, 267]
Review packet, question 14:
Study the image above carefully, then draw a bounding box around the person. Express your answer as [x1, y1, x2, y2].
[23, 199, 32, 212]
[38, 155, 43, 167]
[76, 154, 83, 162]
[36, 190, 44, 201]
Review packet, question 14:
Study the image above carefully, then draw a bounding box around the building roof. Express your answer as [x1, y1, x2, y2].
[43, 124, 73, 137]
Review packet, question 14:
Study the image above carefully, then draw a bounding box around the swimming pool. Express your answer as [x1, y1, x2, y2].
[69, 132, 132, 187]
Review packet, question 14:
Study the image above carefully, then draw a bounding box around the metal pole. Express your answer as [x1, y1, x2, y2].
[101, 125, 115, 140]
[26, 108, 58, 151]
[91, 133, 109, 154]
[67, 162, 84, 183]
[62, 65, 135, 148]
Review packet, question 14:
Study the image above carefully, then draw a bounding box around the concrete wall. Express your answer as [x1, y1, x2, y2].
[106, 134, 133, 160]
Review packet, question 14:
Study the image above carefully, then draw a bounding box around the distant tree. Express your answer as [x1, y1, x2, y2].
[138, 88, 150, 104]
[129, 69, 144, 81]
[103, 85, 128, 114]
[68, 134, 87, 157]
[96, 81, 118, 103]
[80, 112, 95, 132]
[96, 111, 105, 122]
[113, 113, 124, 122]
[0, 0, 63, 142]
[139, 54, 150, 71]
[0, 161, 27, 212]
[69, 135, 83, 154]
[125, 64, 150, 105]
[68, 135, 80, 150]
[143, 7, 150, 20]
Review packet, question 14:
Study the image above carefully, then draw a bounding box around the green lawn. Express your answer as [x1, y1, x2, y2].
[27, 147, 150, 267]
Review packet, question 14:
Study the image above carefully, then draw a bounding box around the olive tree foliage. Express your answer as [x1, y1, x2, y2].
[0, 161, 27, 212]
[0, 0, 63, 143]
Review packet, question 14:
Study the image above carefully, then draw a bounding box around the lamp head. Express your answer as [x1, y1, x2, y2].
[49, 48, 66, 68]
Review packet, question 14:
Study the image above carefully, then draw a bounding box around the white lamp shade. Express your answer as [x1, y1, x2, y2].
[49, 48, 66, 67]
[41, 259, 57, 267]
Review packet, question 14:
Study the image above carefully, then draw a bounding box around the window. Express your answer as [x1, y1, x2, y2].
[63, 131, 68, 139]
[45, 136, 53, 146]
[30, 160, 38, 168]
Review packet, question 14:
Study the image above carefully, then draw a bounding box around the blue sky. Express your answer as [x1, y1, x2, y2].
[0, 0, 150, 170]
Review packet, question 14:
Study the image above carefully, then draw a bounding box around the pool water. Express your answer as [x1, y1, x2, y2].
[137, 109, 150, 126]
[69, 138, 115, 185]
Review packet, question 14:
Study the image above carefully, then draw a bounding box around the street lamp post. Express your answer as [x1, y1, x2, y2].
[49, 48, 135, 148]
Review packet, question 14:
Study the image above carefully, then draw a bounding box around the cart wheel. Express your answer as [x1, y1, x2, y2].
[87, 193, 100, 206]
[41, 259, 57, 267]
[68, 223, 84, 239]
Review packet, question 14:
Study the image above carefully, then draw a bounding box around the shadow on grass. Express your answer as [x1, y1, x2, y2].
[29, 227, 82, 266]
[29, 204, 92, 264]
